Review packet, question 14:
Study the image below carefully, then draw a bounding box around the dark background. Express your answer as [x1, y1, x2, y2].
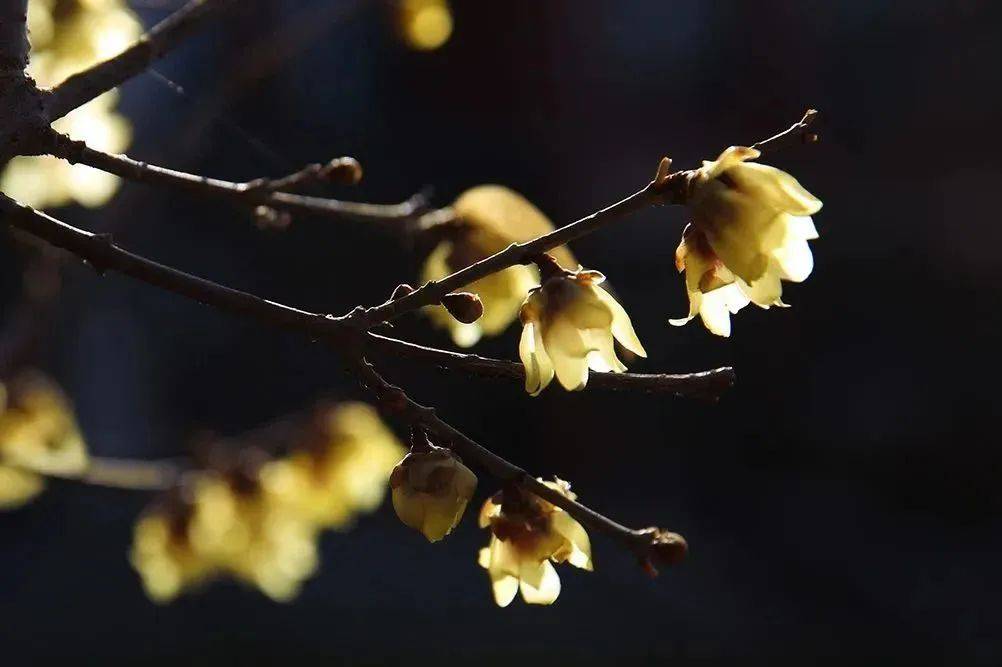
[2, 0, 1001, 664]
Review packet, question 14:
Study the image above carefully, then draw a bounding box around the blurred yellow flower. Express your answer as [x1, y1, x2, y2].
[422, 185, 576, 348]
[518, 267, 646, 395]
[1, 0, 141, 209]
[260, 402, 405, 529]
[670, 146, 822, 336]
[390, 445, 476, 542]
[131, 468, 320, 603]
[478, 479, 592, 607]
[0, 373, 88, 508]
[398, 0, 453, 51]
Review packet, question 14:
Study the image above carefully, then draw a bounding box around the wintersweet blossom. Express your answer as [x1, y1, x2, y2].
[670, 146, 822, 336]
[422, 185, 576, 347]
[0, 374, 88, 508]
[518, 267, 646, 395]
[131, 468, 320, 603]
[478, 479, 592, 606]
[260, 402, 405, 529]
[390, 445, 477, 542]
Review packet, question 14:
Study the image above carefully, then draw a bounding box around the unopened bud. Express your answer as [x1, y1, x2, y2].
[642, 528, 688, 576]
[441, 291, 483, 324]
[391, 283, 415, 300]
[325, 157, 363, 185]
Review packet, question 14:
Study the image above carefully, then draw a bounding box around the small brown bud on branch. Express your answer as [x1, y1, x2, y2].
[324, 157, 363, 186]
[441, 291, 483, 324]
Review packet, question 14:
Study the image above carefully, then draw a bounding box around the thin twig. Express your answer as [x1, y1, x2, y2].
[0, 197, 730, 400]
[353, 109, 820, 326]
[350, 357, 687, 572]
[46, 133, 428, 225]
[76, 456, 180, 490]
[366, 333, 735, 400]
[46, 0, 237, 121]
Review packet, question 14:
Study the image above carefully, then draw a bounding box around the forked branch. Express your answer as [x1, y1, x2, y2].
[46, 0, 238, 120]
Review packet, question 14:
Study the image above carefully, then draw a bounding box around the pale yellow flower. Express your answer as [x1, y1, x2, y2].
[2, 0, 141, 209]
[477, 479, 592, 607]
[422, 185, 576, 348]
[260, 402, 405, 529]
[518, 268, 646, 395]
[0, 373, 88, 510]
[398, 0, 453, 51]
[0, 465, 46, 509]
[670, 146, 822, 336]
[131, 469, 320, 603]
[0, 373, 88, 476]
[390, 446, 477, 542]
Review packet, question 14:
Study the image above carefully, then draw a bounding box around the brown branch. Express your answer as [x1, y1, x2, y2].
[45, 133, 428, 225]
[0, 0, 29, 75]
[350, 357, 687, 572]
[1, 197, 695, 568]
[74, 456, 180, 490]
[366, 333, 734, 400]
[0, 196, 729, 400]
[46, 0, 237, 121]
[0, 194, 347, 338]
[353, 109, 820, 326]
[752, 108, 820, 154]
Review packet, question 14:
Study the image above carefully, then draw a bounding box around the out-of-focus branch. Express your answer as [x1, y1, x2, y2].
[72, 456, 180, 490]
[45, 133, 429, 226]
[353, 109, 820, 327]
[349, 357, 688, 574]
[366, 333, 735, 400]
[46, 0, 237, 121]
[0, 197, 730, 400]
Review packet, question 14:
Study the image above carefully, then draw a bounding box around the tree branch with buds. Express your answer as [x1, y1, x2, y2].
[0, 0, 827, 603]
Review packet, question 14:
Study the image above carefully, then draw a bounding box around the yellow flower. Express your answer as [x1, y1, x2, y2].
[1, 0, 141, 209]
[518, 267, 646, 395]
[131, 468, 320, 603]
[422, 186, 576, 348]
[398, 0, 453, 51]
[260, 402, 405, 529]
[0, 465, 46, 509]
[670, 146, 822, 336]
[0, 373, 88, 508]
[477, 479, 592, 607]
[130, 491, 215, 603]
[390, 446, 477, 542]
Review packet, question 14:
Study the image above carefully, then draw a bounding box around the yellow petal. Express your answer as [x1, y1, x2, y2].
[592, 286, 647, 357]
[729, 161, 823, 216]
[519, 560, 561, 605]
[491, 572, 519, 607]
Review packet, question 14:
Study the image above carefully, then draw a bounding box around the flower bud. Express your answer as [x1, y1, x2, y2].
[390, 446, 477, 542]
[325, 157, 363, 185]
[441, 291, 483, 324]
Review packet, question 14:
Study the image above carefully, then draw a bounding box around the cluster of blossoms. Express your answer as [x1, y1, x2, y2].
[0, 372, 89, 509]
[1, 0, 140, 209]
[130, 402, 405, 602]
[422, 151, 821, 399]
[0, 367, 596, 606]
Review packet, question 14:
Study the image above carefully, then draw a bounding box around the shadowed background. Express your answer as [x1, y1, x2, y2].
[2, 0, 1001, 664]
